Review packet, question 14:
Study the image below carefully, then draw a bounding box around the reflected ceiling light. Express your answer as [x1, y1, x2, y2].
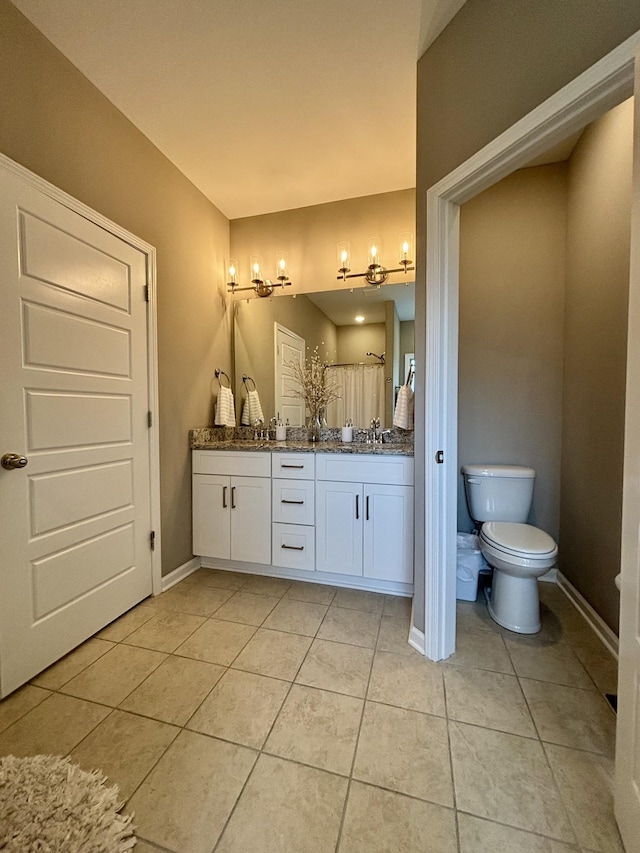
[337, 234, 415, 285]
[226, 252, 293, 297]
[355, 315, 365, 323]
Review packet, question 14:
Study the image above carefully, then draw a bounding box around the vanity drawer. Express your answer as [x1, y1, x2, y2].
[315, 453, 414, 486]
[192, 450, 271, 477]
[272, 523, 315, 571]
[272, 453, 315, 480]
[272, 479, 315, 525]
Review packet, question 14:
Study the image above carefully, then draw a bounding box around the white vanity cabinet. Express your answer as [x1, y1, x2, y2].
[315, 453, 414, 583]
[272, 453, 315, 571]
[192, 451, 271, 565]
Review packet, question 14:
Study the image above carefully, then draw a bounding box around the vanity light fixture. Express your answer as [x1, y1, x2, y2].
[226, 252, 293, 297]
[336, 234, 415, 285]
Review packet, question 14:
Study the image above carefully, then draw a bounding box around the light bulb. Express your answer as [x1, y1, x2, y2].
[341, 249, 348, 264]
[402, 241, 409, 255]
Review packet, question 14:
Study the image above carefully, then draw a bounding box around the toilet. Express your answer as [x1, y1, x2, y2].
[461, 464, 558, 634]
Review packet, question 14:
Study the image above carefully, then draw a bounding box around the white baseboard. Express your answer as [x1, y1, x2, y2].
[556, 570, 619, 658]
[161, 557, 202, 592]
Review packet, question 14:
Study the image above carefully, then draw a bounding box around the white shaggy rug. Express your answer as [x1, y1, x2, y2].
[0, 754, 136, 852]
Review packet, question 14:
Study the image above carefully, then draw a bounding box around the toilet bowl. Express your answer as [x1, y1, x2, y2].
[479, 521, 557, 633]
[462, 465, 558, 634]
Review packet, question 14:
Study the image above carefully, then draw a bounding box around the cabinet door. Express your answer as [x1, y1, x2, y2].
[363, 484, 414, 583]
[316, 480, 363, 576]
[230, 476, 271, 564]
[192, 474, 230, 559]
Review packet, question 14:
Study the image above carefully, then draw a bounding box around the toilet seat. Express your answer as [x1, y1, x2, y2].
[480, 522, 557, 561]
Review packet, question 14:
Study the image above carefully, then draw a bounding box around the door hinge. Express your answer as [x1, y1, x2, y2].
[144, 284, 150, 302]
[150, 530, 156, 551]
[148, 410, 153, 428]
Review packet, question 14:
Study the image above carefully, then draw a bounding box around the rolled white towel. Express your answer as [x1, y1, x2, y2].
[214, 385, 236, 427]
[393, 384, 414, 430]
[241, 389, 265, 426]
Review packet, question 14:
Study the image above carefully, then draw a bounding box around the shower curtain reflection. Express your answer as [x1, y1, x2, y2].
[325, 363, 386, 429]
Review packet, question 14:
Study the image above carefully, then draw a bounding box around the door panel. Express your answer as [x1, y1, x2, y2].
[364, 485, 414, 583]
[231, 476, 271, 564]
[0, 169, 153, 696]
[275, 324, 305, 427]
[192, 474, 230, 559]
[316, 480, 363, 576]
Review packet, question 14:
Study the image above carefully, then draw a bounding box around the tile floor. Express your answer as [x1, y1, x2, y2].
[0, 571, 621, 852]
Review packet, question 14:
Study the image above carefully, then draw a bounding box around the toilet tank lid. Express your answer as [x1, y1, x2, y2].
[461, 464, 535, 479]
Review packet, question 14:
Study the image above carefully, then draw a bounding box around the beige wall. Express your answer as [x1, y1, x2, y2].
[414, 0, 640, 632]
[560, 100, 633, 632]
[233, 294, 337, 424]
[0, 1, 231, 576]
[230, 189, 415, 296]
[336, 324, 385, 365]
[458, 165, 568, 539]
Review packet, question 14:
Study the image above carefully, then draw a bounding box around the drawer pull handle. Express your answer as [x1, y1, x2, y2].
[282, 499, 304, 505]
[366, 495, 370, 521]
[356, 494, 359, 520]
[282, 544, 304, 551]
[231, 486, 236, 509]
[282, 464, 304, 469]
[222, 486, 227, 509]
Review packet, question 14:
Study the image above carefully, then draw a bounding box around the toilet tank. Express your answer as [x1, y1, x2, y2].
[461, 464, 535, 523]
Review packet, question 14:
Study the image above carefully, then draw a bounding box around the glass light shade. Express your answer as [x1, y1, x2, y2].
[250, 255, 263, 283]
[226, 257, 238, 286]
[368, 238, 382, 268]
[337, 242, 351, 274]
[399, 232, 413, 266]
[276, 251, 289, 281]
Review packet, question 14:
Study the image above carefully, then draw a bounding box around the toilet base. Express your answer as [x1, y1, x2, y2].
[486, 570, 541, 634]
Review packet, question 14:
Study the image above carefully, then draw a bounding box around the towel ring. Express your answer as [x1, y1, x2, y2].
[215, 368, 231, 388]
[242, 374, 257, 392]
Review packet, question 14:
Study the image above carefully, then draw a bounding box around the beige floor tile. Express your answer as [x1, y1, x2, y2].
[444, 666, 537, 737]
[120, 656, 225, 725]
[0, 692, 109, 757]
[216, 754, 348, 853]
[97, 602, 156, 641]
[538, 583, 575, 613]
[149, 584, 234, 617]
[262, 598, 328, 636]
[449, 721, 574, 842]
[458, 813, 579, 852]
[265, 684, 362, 775]
[241, 575, 291, 597]
[382, 594, 412, 619]
[333, 587, 385, 614]
[59, 644, 167, 707]
[368, 650, 445, 716]
[445, 629, 514, 674]
[354, 701, 453, 806]
[573, 645, 618, 694]
[339, 781, 457, 853]
[317, 606, 381, 648]
[520, 678, 616, 756]
[456, 600, 503, 634]
[505, 638, 596, 689]
[0, 684, 51, 734]
[554, 607, 609, 651]
[545, 743, 624, 852]
[376, 615, 416, 656]
[187, 669, 289, 748]
[182, 568, 248, 590]
[232, 628, 312, 680]
[123, 609, 205, 653]
[175, 617, 256, 666]
[214, 591, 280, 626]
[128, 730, 257, 853]
[296, 639, 373, 698]
[285, 580, 337, 605]
[30, 637, 115, 689]
[69, 709, 179, 800]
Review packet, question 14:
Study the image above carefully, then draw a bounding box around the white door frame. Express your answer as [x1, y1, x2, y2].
[422, 32, 640, 661]
[0, 153, 163, 595]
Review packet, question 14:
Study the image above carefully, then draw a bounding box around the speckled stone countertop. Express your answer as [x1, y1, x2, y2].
[190, 426, 414, 456]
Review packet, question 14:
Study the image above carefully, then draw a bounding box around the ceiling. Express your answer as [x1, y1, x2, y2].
[11, 0, 466, 220]
[307, 283, 416, 325]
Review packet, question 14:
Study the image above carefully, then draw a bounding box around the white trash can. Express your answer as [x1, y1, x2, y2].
[456, 532, 486, 601]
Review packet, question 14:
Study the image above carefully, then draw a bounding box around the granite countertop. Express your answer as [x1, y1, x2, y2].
[190, 427, 414, 456]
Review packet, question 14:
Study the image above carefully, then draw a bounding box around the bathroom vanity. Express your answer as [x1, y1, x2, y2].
[191, 438, 414, 595]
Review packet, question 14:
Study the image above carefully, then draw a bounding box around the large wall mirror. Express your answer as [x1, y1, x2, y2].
[233, 283, 415, 428]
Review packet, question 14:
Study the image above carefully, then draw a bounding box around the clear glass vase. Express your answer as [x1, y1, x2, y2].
[307, 412, 322, 442]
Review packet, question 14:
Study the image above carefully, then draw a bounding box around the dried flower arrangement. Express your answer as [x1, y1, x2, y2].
[287, 347, 342, 436]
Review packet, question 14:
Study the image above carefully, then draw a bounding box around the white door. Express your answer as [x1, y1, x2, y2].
[364, 484, 414, 583]
[615, 55, 640, 852]
[0, 168, 153, 696]
[230, 476, 271, 564]
[275, 324, 305, 426]
[316, 480, 363, 576]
